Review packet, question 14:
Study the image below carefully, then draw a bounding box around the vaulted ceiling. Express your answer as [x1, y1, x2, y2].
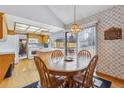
[0, 5, 114, 32]
[48, 5, 114, 25]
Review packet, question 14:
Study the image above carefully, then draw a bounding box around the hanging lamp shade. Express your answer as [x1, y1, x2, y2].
[70, 5, 80, 34]
[70, 23, 80, 34]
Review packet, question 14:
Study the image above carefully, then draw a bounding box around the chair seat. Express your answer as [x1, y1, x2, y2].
[49, 75, 65, 88]
[73, 55, 98, 88]
[73, 73, 84, 84]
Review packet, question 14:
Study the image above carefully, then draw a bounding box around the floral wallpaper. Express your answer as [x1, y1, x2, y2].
[78, 6, 124, 79]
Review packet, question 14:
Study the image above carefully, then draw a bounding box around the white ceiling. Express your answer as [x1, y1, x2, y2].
[0, 5, 65, 30]
[0, 5, 114, 33]
[48, 5, 114, 24]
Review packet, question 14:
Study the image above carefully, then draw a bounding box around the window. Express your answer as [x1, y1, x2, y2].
[78, 26, 96, 56]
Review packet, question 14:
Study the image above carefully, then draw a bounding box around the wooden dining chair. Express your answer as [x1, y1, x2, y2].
[78, 50, 91, 58]
[34, 56, 64, 88]
[51, 50, 64, 63]
[73, 55, 98, 88]
[51, 50, 64, 58]
[77, 50, 92, 72]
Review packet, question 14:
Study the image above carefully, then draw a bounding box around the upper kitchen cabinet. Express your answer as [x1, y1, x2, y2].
[0, 12, 7, 41]
[38, 35, 48, 44]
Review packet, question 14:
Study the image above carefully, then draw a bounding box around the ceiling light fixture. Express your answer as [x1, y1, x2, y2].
[16, 23, 29, 28]
[29, 26, 40, 30]
[70, 5, 80, 34]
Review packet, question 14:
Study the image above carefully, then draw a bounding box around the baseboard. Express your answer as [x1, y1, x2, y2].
[96, 71, 124, 84]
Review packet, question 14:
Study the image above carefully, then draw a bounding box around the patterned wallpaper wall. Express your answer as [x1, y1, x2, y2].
[78, 6, 124, 79]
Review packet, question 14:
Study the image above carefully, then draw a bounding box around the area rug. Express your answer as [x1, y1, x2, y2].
[24, 76, 111, 88]
[93, 76, 111, 88]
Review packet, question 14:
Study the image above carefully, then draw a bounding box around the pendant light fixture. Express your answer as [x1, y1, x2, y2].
[70, 5, 80, 34]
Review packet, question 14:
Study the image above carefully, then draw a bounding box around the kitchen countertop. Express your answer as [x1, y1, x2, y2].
[39, 48, 64, 52]
[0, 49, 15, 55]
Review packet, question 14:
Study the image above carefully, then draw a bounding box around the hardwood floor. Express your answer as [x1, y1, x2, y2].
[96, 72, 124, 88]
[0, 59, 39, 88]
[0, 59, 123, 88]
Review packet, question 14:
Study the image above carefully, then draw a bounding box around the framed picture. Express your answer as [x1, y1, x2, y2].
[104, 27, 122, 40]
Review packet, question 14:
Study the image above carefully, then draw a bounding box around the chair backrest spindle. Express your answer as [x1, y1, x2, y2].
[34, 56, 52, 88]
[82, 55, 98, 88]
[78, 50, 91, 58]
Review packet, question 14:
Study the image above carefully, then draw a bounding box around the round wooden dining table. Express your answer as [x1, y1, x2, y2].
[46, 58, 87, 76]
[37, 51, 90, 87]
[46, 58, 88, 87]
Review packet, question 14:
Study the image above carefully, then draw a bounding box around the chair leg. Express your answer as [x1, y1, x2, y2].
[91, 81, 94, 88]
